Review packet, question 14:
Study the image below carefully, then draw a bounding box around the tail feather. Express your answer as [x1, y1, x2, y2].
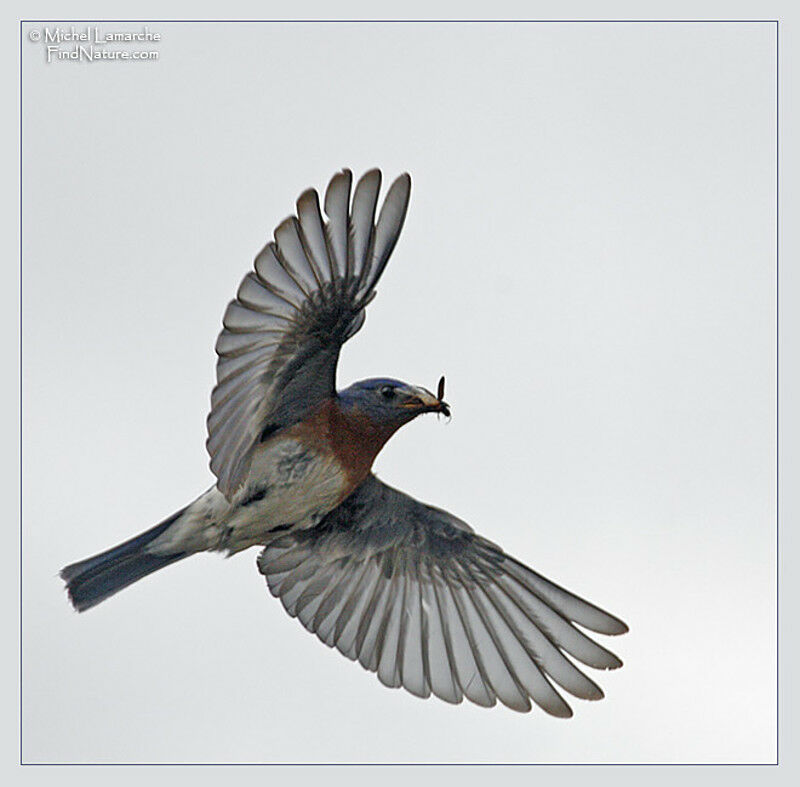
[61, 507, 189, 612]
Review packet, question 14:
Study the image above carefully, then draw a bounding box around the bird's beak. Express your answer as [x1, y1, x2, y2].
[403, 386, 451, 417]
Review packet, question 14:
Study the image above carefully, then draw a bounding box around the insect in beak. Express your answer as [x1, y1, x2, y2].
[436, 375, 450, 418]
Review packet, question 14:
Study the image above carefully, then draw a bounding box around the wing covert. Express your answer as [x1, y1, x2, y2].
[207, 170, 412, 499]
[257, 475, 628, 716]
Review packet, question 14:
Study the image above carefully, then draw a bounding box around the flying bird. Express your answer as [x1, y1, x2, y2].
[61, 169, 627, 716]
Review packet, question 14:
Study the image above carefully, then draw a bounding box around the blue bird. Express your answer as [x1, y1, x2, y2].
[61, 169, 627, 716]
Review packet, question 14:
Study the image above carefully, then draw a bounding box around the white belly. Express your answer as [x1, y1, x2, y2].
[147, 438, 350, 557]
[224, 438, 350, 551]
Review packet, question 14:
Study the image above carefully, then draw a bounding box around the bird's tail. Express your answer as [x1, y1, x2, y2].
[61, 507, 190, 612]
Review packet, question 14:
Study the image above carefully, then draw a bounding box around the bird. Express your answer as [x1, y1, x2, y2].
[61, 168, 628, 716]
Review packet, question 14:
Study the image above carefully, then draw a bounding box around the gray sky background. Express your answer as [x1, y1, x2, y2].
[20, 20, 776, 763]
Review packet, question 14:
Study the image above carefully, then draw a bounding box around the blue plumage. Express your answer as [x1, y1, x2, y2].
[337, 378, 449, 425]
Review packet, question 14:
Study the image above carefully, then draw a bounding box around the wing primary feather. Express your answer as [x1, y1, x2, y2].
[324, 169, 352, 280]
[275, 217, 324, 293]
[369, 554, 401, 671]
[498, 572, 623, 670]
[355, 229, 378, 300]
[296, 188, 333, 285]
[271, 236, 314, 298]
[452, 562, 532, 712]
[470, 559, 605, 701]
[415, 559, 434, 700]
[461, 561, 579, 715]
[426, 560, 464, 704]
[361, 173, 411, 296]
[393, 553, 411, 689]
[396, 553, 429, 698]
[291, 215, 326, 291]
[504, 557, 629, 635]
[439, 571, 496, 707]
[349, 169, 381, 290]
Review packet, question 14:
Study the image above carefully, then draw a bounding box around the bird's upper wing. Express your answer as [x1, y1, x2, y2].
[257, 474, 628, 716]
[208, 170, 411, 499]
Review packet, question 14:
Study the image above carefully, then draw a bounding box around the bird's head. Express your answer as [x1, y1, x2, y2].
[338, 376, 450, 429]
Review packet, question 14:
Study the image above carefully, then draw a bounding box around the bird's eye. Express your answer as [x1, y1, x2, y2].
[379, 385, 396, 400]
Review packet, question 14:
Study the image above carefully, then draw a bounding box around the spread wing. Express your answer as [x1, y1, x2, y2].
[207, 170, 412, 499]
[257, 475, 628, 716]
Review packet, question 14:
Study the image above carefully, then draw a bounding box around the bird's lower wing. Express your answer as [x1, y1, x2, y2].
[257, 474, 627, 716]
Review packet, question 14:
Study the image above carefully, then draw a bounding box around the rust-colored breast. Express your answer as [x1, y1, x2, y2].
[291, 398, 396, 492]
